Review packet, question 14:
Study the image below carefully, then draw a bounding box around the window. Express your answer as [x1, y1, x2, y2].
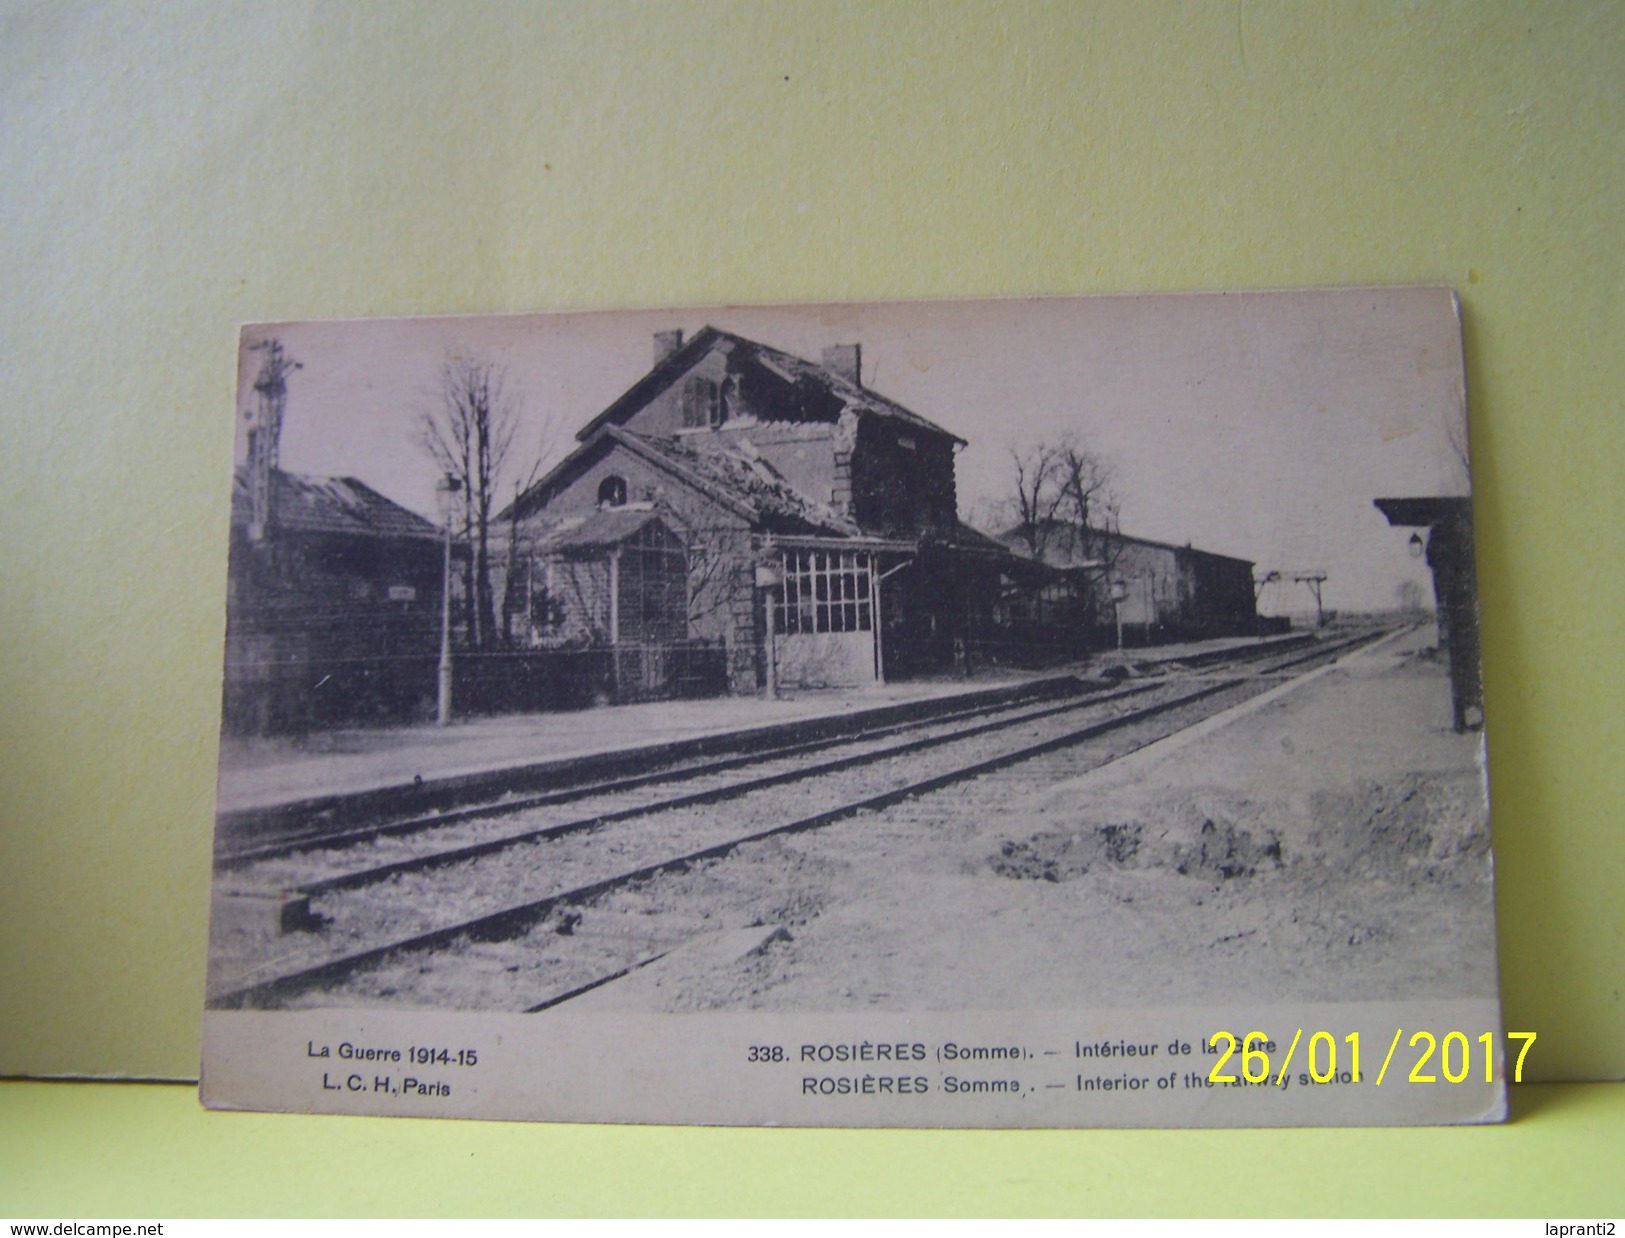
[775, 550, 872, 634]
[681, 376, 723, 428]
[597, 475, 627, 507]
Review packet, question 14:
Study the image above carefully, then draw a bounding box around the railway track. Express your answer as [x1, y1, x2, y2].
[216, 678, 1131, 869]
[215, 633, 1316, 868]
[206, 627, 1391, 1010]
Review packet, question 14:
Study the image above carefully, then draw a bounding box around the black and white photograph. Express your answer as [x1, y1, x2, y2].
[201, 288, 1502, 1127]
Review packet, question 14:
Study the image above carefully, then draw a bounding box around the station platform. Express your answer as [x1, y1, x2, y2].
[215, 676, 1026, 818]
[212, 631, 1310, 830]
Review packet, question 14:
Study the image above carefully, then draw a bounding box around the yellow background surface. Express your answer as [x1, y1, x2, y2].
[0, 1081, 1620, 1216]
[1, 0, 1621, 1215]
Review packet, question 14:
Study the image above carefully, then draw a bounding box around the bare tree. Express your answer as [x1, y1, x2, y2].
[1000, 432, 1121, 560]
[420, 356, 518, 650]
[995, 430, 1125, 637]
[1004, 441, 1067, 558]
[1396, 578, 1427, 616]
[1051, 431, 1122, 578]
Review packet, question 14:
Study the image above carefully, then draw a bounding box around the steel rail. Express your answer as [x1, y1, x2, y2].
[210, 668, 1285, 1010]
[253, 633, 1374, 897]
[215, 679, 1097, 868]
[216, 631, 1327, 868]
[286, 677, 1173, 897]
[515, 628, 1396, 1014]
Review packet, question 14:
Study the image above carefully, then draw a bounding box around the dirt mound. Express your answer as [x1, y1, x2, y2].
[992, 793, 1284, 884]
[993, 767, 1486, 891]
[991, 823, 1143, 882]
[1169, 815, 1283, 880]
[1305, 771, 1488, 869]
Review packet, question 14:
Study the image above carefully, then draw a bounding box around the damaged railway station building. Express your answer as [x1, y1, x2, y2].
[494, 327, 1261, 702]
[496, 327, 1016, 697]
[221, 327, 1269, 731]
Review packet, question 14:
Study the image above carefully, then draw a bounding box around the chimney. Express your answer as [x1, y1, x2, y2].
[653, 329, 684, 365]
[822, 343, 861, 387]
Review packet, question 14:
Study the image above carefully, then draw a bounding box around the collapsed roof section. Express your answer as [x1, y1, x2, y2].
[503, 424, 859, 538]
[574, 326, 967, 447]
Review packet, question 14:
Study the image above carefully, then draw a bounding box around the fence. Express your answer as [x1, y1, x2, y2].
[452, 641, 728, 715]
[221, 637, 729, 734]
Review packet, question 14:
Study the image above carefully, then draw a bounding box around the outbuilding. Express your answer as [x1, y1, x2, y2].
[222, 467, 444, 731]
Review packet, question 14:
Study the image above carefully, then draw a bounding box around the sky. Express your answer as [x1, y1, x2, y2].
[236, 287, 1470, 615]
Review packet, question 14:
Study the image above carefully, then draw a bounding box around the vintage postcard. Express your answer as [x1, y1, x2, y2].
[201, 288, 1504, 1126]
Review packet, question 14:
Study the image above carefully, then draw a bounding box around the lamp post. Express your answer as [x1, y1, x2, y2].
[436, 474, 462, 727]
[755, 560, 782, 701]
[1109, 577, 1129, 651]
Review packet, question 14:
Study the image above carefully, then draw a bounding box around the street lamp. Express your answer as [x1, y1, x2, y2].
[1109, 577, 1129, 651]
[436, 474, 462, 727]
[755, 560, 783, 701]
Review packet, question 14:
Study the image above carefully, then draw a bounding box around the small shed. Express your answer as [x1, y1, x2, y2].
[520, 506, 689, 649]
[222, 468, 444, 732]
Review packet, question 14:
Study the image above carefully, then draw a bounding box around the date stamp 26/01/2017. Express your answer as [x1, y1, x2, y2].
[1205, 1030, 1536, 1088]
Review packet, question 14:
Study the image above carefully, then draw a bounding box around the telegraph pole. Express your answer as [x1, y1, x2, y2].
[437, 474, 462, 726]
[244, 339, 300, 545]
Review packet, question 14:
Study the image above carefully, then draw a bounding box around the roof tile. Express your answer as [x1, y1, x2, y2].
[231, 469, 439, 541]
